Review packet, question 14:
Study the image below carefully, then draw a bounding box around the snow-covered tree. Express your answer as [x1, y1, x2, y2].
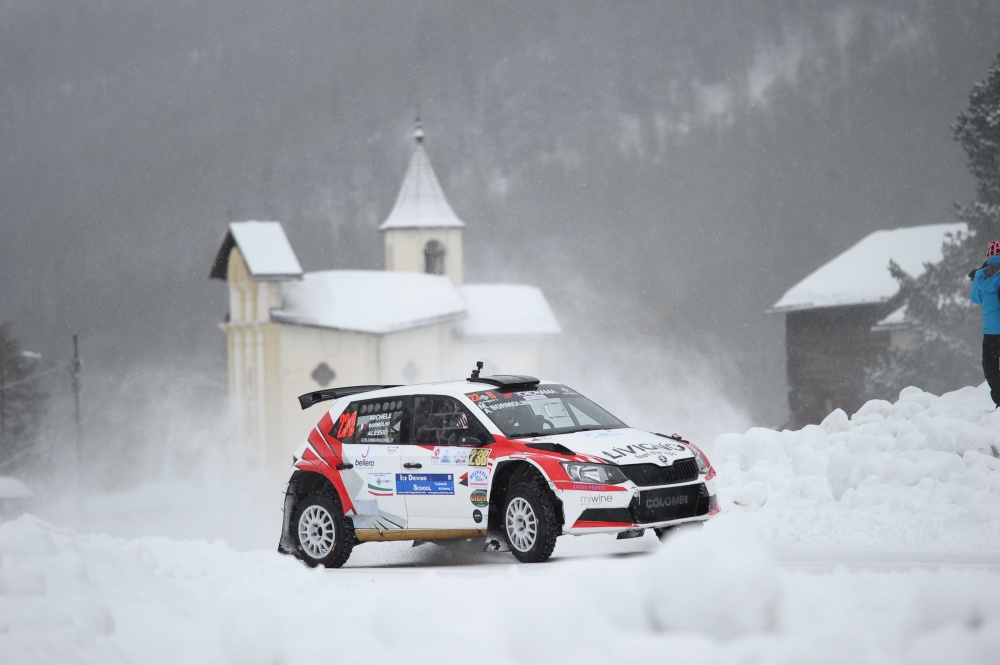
[867, 53, 1000, 397]
[0, 323, 47, 474]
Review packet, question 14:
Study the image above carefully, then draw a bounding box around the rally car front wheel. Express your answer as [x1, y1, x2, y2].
[503, 481, 559, 563]
[293, 491, 354, 568]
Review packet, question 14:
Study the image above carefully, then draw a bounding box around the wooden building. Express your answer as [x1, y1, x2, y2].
[768, 223, 965, 428]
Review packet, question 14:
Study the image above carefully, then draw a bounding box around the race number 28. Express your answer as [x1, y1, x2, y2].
[336, 412, 357, 439]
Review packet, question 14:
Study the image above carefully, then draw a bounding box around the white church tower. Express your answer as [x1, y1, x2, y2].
[379, 120, 465, 287]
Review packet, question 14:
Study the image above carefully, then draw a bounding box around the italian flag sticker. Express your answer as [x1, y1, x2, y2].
[367, 472, 394, 496]
[368, 482, 393, 496]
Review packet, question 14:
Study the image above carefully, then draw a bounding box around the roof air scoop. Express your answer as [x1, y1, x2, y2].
[467, 363, 540, 391]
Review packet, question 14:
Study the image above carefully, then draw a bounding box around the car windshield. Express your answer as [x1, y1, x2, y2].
[465, 384, 627, 438]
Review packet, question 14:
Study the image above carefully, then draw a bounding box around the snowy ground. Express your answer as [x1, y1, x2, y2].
[2, 384, 1000, 664]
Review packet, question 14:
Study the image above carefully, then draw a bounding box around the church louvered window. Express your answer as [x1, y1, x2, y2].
[424, 240, 445, 275]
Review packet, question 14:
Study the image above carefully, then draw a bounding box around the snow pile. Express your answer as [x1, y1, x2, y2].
[2, 514, 999, 664]
[640, 523, 781, 639]
[709, 385, 1000, 549]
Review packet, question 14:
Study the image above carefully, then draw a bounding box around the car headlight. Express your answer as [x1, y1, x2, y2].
[685, 442, 715, 479]
[561, 461, 628, 485]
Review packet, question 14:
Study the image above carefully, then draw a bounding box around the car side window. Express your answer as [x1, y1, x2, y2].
[333, 397, 409, 445]
[411, 395, 492, 446]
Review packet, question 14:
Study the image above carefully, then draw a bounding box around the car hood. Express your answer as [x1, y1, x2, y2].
[519, 428, 695, 467]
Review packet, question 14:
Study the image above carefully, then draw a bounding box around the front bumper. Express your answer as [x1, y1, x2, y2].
[557, 478, 719, 534]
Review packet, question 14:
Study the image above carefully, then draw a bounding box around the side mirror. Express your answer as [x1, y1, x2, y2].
[458, 435, 483, 447]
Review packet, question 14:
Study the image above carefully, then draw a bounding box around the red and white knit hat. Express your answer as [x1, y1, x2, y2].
[989, 241, 1000, 259]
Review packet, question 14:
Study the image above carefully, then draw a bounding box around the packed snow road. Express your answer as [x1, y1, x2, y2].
[770, 545, 1000, 572]
[2, 383, 999, 664]
[2, 516, 998, 665]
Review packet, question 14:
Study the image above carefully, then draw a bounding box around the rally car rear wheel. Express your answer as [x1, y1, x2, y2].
[503, 481, 558, 563]
[293, 492, 354, 568]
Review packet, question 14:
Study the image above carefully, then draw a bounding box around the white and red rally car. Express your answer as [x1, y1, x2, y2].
[278, 365, 718, 567]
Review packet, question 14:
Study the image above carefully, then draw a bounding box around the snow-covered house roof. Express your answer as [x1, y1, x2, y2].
[457, 284, 562, 338]
[0, 476, 33, 499]
[768, 223, 966, 314]
[872, 305, 909, 332]
[378, 132, 465, 231]
[273, 270, 466, 335]
[210, 221, 303, 281]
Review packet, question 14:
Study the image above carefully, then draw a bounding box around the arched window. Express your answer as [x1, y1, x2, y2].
[424, 240, 446, 275]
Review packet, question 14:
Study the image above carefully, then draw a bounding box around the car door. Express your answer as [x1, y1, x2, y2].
[338, 396, 409, 532]
[399, 394, 493, 530]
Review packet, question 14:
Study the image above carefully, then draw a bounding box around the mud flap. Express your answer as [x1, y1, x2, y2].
[277, 488, 299, 555]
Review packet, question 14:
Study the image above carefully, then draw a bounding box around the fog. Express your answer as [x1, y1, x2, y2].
[2, 1, 998, 482]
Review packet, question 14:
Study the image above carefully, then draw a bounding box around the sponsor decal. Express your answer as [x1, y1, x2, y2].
[516, 389, 558, 399]
[468, 468, 489, 489]
[646, 493, 689, 510]
[395, 473, 455, 496]
[468, 449, 490, 467]
[472, 509, 483, 524]
[352, 445, 376, 467]
[385, 445, 400, 454]
[601, 441, 687, 461]
[572, 483, 611, 492]
[459, 472, 469, 487]
[580, 494, 615, 506]
[367, 472, 394, 497]
[470, 489, 488, 507]
[431, 447, 471, 465]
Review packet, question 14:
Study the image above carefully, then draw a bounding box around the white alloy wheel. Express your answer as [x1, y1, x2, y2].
[298, 504, 336, 559]
[505, 496, 538, 552]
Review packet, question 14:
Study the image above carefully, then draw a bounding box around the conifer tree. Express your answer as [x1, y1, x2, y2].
[867, 53, 1000, 397]
[0, 324, 46, 473]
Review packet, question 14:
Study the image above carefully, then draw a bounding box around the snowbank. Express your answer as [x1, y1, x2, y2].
[1, 515, 998, 665]
[708, 384, 1000, 549]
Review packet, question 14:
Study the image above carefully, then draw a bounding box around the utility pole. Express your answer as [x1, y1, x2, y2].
[71, 334, 81, 465]
[15, 336, 83, 478]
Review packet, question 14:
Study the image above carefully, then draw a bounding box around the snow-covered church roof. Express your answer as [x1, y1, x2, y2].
[210, 221, 303, 281]
[271, 274, 560, 337]
[457, 284, 561, 338]
[378, 127, 465, 231]
[768, 223, 966, 314]
[273, 271, 466, 334]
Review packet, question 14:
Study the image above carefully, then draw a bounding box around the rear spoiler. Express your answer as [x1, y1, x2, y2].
[298, 385, 400, 410]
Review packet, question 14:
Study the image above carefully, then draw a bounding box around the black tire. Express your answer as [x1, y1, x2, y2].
[502, 480, 559, 563]
[292, 491, 354, 568]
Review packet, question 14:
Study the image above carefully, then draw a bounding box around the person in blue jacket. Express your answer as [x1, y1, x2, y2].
[970, 240, 1000, 408]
